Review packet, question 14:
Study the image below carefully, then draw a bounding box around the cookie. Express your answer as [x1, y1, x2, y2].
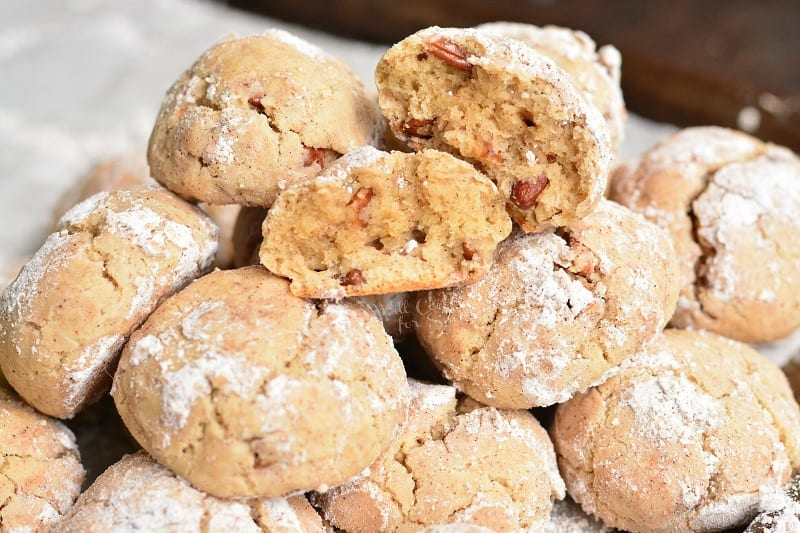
[0, 185, 217, 418]
[312, 380, 565, 532]
[148, 30, 384, 206]
[259, 146, 511, 299]
[58, 451, 325, 532]
[51, 150, 241, 269]
[478, 22, 626, 156]
[376, 26, 611, 233]
[551, 329, 800, 533]
[414, 199, 679, 409]
[112, 266, 410, 498]
[0, 383, 84, 531]
[609, 126, 800, 343]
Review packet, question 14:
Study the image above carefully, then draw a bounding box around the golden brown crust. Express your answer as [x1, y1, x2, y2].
[0, 383, 85, 531]
[148, 30, 384, 206]
[0, 186, 217, 418]
[414, 199, 679, 409]
[552, 329, 800, 532]
[610, 126, 800, 343]
[112, 266, 410, 498]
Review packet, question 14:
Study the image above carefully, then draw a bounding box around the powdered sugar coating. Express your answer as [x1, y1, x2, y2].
[552, 329, 800, 532]
[0, 384, 84, 531]
[314, 380, 564, 531]
[57, 451, 324, 533]
[0, 185, 217, 418]
[414, 199, 679, 409]
[610, 126, 800, 343]
[113, 267, 410, 499]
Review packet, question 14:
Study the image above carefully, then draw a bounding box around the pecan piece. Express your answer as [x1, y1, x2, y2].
[338, 269, 366, 287]
[303, 146, 327, 167]
[510, 174, 549, 210]
[402, 118, 433, 138]
[569, 239, 598, 279]
[428, 37, 472, 72]
[462, 242, 477, 261]
[348, 187, 373, 228]
[248, 94, 265, 113]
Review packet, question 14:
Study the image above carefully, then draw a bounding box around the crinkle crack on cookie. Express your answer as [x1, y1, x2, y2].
[552, 329, 800, 533]
[0, 384, 85, 532]
[112, 267, 410, 499]
[376, 26, 611, 233]
[0, 186, 217, 418]
[148, 30, 384, 206]
[414, 199, 679, 409]
[57, 451, 325, 532]
[259, 147, 511, 299]
[477, 22, 626, 158]
[312, 380, 564, 532]
[610, 126, 800, 343]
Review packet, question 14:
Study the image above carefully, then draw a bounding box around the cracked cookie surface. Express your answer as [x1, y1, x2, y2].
[0, 383, 84, 532]
[148, 30, 384, 206]
[552, 329, 800, 533]
[376, 26, 611, 233]
[259, 147, 511, 299]
[477, 22, 626, 158]
[0, 185, 217, 418]
[610, 126, 800, 343]
[112, 266, 410, 499]
[414, 199, 679, 409]
[57, 451, 325, 533]
[312, 380, 564, 532]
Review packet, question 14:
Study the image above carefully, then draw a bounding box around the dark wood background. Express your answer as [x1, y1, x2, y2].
[223, 0, 800, 151]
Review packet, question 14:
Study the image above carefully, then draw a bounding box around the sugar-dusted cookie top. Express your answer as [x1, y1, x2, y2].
[313, 380, 564, 531]
[148, 30, 384, 206]
[610, 126, 800, 343]
[259, 147, 511, 298]
[552, 329, 800, 533]
[0, 185, 217, 418]
[414, 199, 679, 409]
[0, 383, 85, 531]
[57, 451, 325, 532]
[376, 26, 611, 233]
[112, 266, 410, 498]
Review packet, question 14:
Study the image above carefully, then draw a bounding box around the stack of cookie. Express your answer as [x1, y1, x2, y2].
[2, 23, 800, 533]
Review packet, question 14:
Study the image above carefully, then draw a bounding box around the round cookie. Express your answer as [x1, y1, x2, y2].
[551, 329, 800, 533]
[148, 29, 384, 206]
[0, 383, 85, 531]
[609, 126, 800, 343]
[260, 146, 511, 299]
[414, 199, 679, 409]
[312, 380, 565, 532]
[0, 186, 217, 418]
[51, 150, 241, 269]
[58, 451, 325, 532]
[376, 26, 611, 233]
[478, 22, 626, 156]
[112, 266, 410, 498]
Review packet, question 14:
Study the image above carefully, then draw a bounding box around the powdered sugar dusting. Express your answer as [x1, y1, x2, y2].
[255, 497, 305, 531]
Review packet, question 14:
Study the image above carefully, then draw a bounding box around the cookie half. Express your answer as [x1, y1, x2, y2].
[260, 147, 511, 298]
[376, 26, 611, 232]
